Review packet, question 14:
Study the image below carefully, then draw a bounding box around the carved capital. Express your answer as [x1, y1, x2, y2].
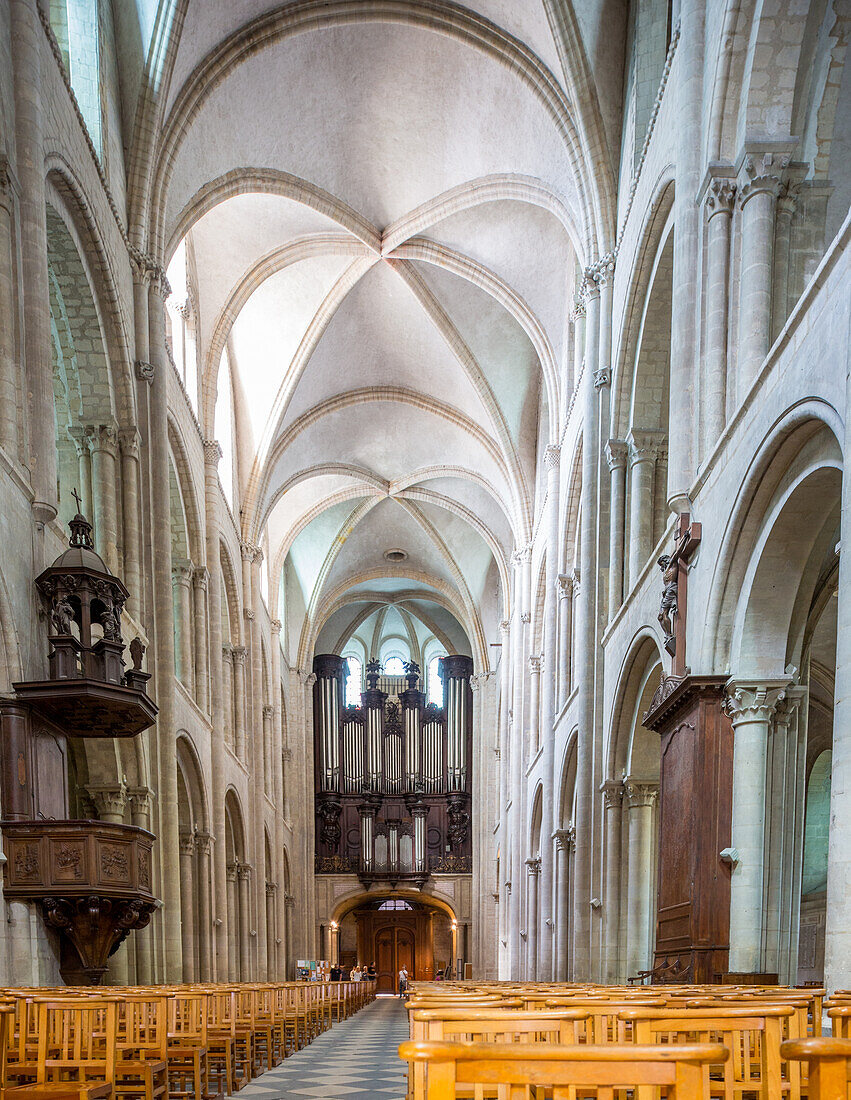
[605, 439, 629, 472]
[226, 861, 239, 882]
[126, 787, 155, 819]
[627, 429, 665, 464]
[528, 654, 543, 675]
[237, 863, 252, 881]
[706, 177, 737, 216]
[510, 544, 533, 567]
[543, 444, 561, 470]
[624, 779, 659, 809]
[601, 779, 624, 808]
[171, 560, 193, 588]
[593, 367, 611, 389]
[724, 679, 790, 725]
[525, 857, 542, 875]
[585, 253, 615, 293]
[192, 566, 209, 591]
[0, 156, 13, 213]
[203, 439, 223, 466]
[737, 149, 791, 208]
[552, 826, 575, 853]
[244, 608, 255, 622]
[134, 360, 155, 384]
[231, 645, 247, 666]
[240, 540, 262, 564]
[89, 422, 119, 456]
[271, 619, 282, 635]
[194, 831, 214, 856]
[499, 619, 511, 636]
[262, 704, 274, 720]
[520, 611, 531, 625]
[221, 644, 233, 664]
[86, 784, 128, 820]
[118, 427, 141, 459]
[179, 834, 196, 857]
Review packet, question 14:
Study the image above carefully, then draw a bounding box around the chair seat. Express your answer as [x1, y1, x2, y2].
[5, 1085, 112, 1100]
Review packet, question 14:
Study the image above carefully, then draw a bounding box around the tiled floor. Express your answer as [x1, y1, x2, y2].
[237, 995, 410, 1099]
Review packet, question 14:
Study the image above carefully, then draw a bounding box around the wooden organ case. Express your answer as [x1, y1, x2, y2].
[313, 655, 473, 888]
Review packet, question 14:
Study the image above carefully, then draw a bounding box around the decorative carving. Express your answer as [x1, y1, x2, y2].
[706, 177, 737, 216]
[593, 367, 611, 388]
[544, 444, 561, 469]
[134, 360, 155, 383]
[601, 780, 624, 809]
[50, 593, 75, 636]
[656, 554, 679, 656]
[605, 439, 628, 471]
[100, 846, 129, 879]
[315, 854, 355, 874]
[129, 637, 145, 671]
[316, 795, 343, 851]
[738, 151, 790, 207]
[56, 844, 83, 879]
[15, 844, 40, 879]
[138, 848, 151, 891]
[429, 854, 471, 873]
[446, 792, 470, 850]
[42, 894, 156, 985]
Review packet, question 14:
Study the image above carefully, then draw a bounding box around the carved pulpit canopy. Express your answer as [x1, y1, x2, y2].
[13, 508, 157, 737]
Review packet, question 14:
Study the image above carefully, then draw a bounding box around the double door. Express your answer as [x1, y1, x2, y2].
[375, 924, 415, 993]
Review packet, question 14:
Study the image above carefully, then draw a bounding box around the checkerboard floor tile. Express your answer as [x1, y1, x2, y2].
[235, 995, 410, 1099]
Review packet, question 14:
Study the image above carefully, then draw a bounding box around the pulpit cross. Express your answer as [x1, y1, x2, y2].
[656, 512, 701, 676]
[71, 487, 83, 514]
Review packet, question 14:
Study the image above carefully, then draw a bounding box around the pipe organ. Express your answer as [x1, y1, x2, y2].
[313, 654, 473, 886]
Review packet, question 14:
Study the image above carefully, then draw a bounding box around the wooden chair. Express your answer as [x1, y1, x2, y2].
[110, 994, 168, 1100]
[829, 1007, 851, 1040]
[780, 1037, 851, 1099]
[619, 1004, 798, 1100]
[166, 992, 211, 1100]
[4, 999, 117, 1100]
[400, 1038, 728, 1100]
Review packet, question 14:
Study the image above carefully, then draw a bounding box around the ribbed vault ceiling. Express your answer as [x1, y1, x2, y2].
[153, 1, 601, 670]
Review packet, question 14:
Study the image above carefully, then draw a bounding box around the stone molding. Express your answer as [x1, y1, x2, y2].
[86, 784, 128, 820]
[231, 645, 247, 665]
[271, 619, 282, 635]
[134, 361, 155, 384]
[525, 857, 542, 875]
[600, 779, 624, 808]
[203, 439, 223, 465]
[528, 654, 543, 675]
[705, 177, 737, 217]
[593, 367, 611, 388]
[192, 567, 208, 590]
[543, 444, 561, 469]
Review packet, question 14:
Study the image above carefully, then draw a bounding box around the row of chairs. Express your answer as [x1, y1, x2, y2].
[399, 980, 851, 1098]
[0, 979, 375, 1100]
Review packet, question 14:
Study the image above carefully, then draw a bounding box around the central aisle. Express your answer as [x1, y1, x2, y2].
[239, 995, 410, 1099]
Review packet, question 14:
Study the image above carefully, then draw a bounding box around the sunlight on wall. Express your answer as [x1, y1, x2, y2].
[802, 750, 832, 896]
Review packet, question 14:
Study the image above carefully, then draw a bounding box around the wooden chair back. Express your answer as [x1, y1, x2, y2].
[399, 1038, 727, 1099]
[780, 1037, 851, 1100]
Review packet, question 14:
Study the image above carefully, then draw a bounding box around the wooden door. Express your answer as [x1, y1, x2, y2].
[374, 923, 416, 992]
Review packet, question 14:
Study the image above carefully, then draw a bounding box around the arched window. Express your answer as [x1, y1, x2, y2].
[384, 656, 405, 676]
[428, 655, 445, 707]
[378, 899, 413, 910]
[50, 0, 102, 155]
[344, 656, 362, 708]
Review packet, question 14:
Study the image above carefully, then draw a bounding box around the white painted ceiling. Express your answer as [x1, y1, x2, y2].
[156, 1, 593, 671]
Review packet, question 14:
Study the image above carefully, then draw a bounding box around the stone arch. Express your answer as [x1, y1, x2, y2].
[606, 632, 665, 782]
[176, 733, 210, 833]
[706, 413, 843, 675]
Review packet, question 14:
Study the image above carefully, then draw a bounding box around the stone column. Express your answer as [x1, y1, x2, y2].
[238, 863, 252, 980]
[246, 547, 268, 979]
[724, 679, 788, 973]
[232, 646, 247, 758]
[118, 428, 142, 616]
[601, 780, 624, 982]
[508, 546, 531, 977]
[11, 0, 58, 515]
[226, 861, 239, 980]
[736, 150, 789, 398]
[668, 0, 704, 510]
[525, 858, 541, 980]
[527, 655, 542, 756]
[128, 787, 154, 983]
[624, 780, 658, 979]
[270, 618, 287, 978]
[0, 163, 19, 458]
[826, 340, 851, 991]
[552, 828, 573, 981]
[263, 705, 274, 796]
[69, 426, 94, 521]
[148, 271, 183, 981]
[627, 431, 661, 586]
[203, 440, 228, 980]
[573, 272, 600, 980]
[222, 645, 234, 749]
[179, 834, 196, 982]
[772, 184, 798, 342]
[539, 444, 560, 979]
[171, 562, 194, 690]
[192, 568, 209, 713]
[497, 618, 511, 823]
[195, 831, 214, 980]
[702, 175, 736, 454]
[89, 423, 120, 573]
[606, 441, 628, 616]
[266, 882, 278, 978]
[572, 295, 586, 395]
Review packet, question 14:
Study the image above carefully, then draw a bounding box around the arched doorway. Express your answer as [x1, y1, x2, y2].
[337, 896, 454, 991]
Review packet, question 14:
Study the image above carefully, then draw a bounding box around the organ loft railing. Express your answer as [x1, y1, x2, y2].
[313, 654, 473, 887]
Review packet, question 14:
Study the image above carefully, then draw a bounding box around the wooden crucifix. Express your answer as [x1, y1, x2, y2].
[656, 512, 701, 676]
